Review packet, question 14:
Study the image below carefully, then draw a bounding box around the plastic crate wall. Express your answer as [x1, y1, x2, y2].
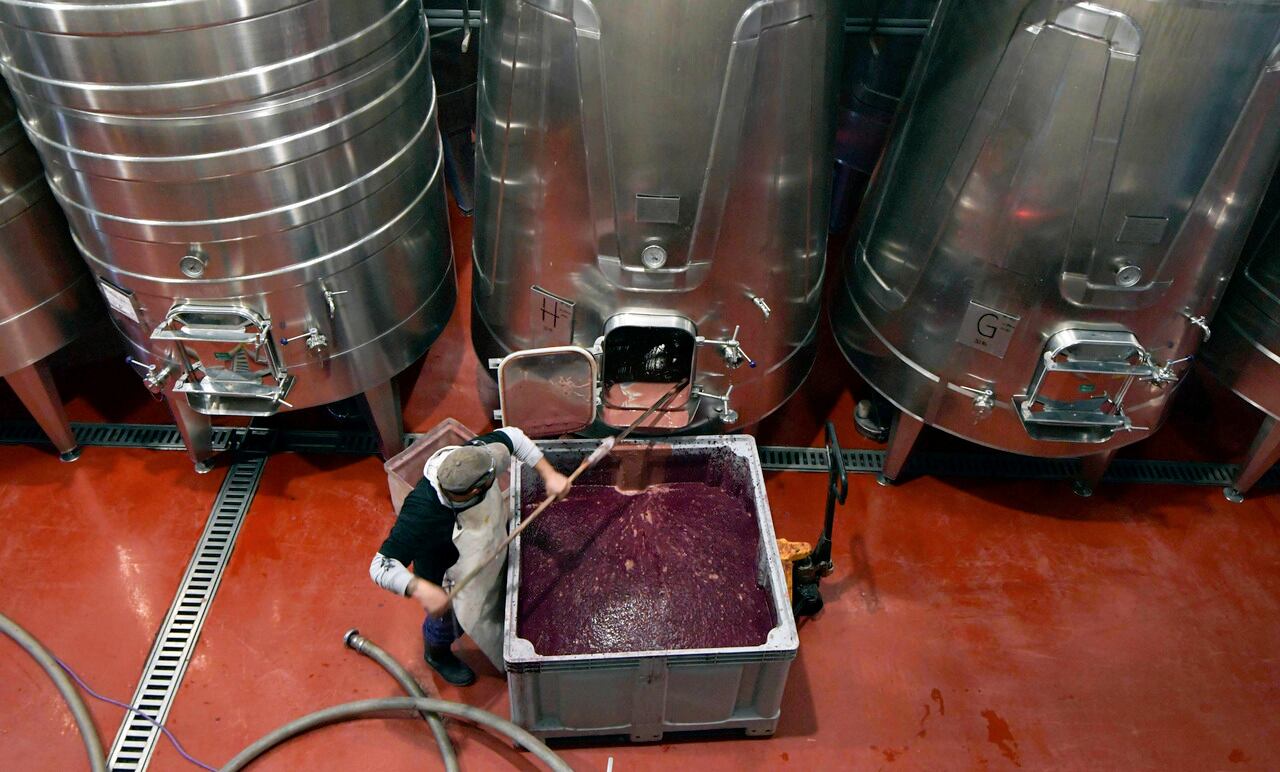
[503, 435, 799, 742]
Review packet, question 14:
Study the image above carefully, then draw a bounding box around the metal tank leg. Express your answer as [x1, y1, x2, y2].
[878, 411, 924, 486]
[5, 361, 80, 461]
[359, 379, 405, 460]
[1073, 449, 1116, 498]
[164, 392, 216, 474]
[1225, 416, 1280, 503]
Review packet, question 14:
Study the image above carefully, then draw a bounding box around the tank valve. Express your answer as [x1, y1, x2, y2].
[279, 327, 328, 354]
[955, 384, 995, 417]
[323, 288, 349, 318]
[751, 295, 772, 319]
[1182, 311, 1211, 342]
[126, 357, 174, 394]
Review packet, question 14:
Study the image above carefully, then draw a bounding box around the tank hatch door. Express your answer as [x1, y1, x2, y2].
[151, 303, 294, 417]
[495, 346, 598, 438]
[1015, 329, 1186, 443]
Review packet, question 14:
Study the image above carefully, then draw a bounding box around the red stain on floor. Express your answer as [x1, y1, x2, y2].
[1230, 748, 1250, 763]
[982, 709, 1021, 767]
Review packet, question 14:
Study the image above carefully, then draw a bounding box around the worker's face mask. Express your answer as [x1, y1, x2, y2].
[441, 465, 496, 511]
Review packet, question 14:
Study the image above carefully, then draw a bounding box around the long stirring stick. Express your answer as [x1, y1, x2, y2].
[447, 380, 688, 600]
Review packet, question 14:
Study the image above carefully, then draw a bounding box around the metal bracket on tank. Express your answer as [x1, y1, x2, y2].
[1015, 329, 1184, 443]
[151, 303, 295, 417]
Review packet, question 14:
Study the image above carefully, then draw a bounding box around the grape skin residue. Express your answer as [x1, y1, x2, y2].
[517, 482, 775, 656]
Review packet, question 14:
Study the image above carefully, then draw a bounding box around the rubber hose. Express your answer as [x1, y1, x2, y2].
[219, 697, 572, 772]
[0, 612, 106, 772]
[342, 629, 458, 772]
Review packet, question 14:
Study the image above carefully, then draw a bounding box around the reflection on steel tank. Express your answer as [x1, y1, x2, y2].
[0, 0, 457, 471]
[830, 0, 938, 233]
[831, 0, 1280, 494]
[471, 0, 843, 437]
[1201, 172, 1280, 502]
[0, 84, 99, 462]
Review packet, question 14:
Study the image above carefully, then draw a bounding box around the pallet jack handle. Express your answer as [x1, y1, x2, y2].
[813, 421, 847, 575]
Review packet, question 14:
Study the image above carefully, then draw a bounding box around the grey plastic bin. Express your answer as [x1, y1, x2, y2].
[503, 435, 799, 742]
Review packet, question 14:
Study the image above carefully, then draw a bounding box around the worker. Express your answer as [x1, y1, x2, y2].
[369, 427, 571, 686]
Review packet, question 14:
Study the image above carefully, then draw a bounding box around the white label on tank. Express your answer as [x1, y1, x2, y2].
[957, 302, 1019, 358]
[98, 280, 139, 324]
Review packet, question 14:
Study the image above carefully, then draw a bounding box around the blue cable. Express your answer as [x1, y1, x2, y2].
[53, 656, 217, 772]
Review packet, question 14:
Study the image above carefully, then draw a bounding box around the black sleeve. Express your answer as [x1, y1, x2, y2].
[379, 478, 459, 585]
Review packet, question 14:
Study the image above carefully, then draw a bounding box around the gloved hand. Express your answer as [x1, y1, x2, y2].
[543, 470, 572, 501]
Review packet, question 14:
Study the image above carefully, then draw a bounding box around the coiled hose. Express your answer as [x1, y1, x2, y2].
[343, 629, 459, 772]
[219, 696, 573, 772]
[2, 616, 570, 772]
[0, 611, 106, 772]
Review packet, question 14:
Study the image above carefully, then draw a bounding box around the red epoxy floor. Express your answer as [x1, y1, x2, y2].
[0, 446, 224, 767]
[2, 204, 1279, 770]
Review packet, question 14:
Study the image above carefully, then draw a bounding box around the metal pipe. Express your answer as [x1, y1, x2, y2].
[219, 697, 572, 772]
[342, 629, 458, 772]
[0, 612, 106, 772]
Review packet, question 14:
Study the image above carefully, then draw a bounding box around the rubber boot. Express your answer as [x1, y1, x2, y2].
[425, 645, 476, 686]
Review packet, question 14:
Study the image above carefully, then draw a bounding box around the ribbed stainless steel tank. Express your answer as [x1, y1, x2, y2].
[471, 0, 842, 436]
[1201, 173, 1280, 502]
[0, 0, 457, 470]
[0, 84, 98, 461]
[831, 0, 1280, 492]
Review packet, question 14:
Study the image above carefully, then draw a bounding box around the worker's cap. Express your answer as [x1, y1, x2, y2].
[437, 445, 496, 495]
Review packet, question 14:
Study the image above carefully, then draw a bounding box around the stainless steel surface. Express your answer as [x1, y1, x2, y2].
[472, 0, 843, 431]
[1202, 171, 1280, 496]
[5, 362, 78, 459]
[833, 0, 1280, 459]
[0, 0, 457, 445]
[0, 82, 98, 453]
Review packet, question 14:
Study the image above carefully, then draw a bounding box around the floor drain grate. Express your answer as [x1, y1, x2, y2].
[756, 445, 1263, 489]
[106, 453, 267, 771]
[0, 421, 237, 451]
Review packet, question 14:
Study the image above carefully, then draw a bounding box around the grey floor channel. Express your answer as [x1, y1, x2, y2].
[106, 453, 268, 771]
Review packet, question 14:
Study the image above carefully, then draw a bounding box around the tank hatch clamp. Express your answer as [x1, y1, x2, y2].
[151, 303, 295, 417]
[691, 384, 737, 424]
[697, 325, 756, 370]
[1015, 329, 1188, 443]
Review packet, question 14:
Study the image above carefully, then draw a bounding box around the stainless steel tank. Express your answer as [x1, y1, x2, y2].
[0, 0, 457, 469]
[471, 0, 842, 436]
[0, 84, 98, 460]
[1200, 174, 1280, 501]
[830, 0, 1280, 492]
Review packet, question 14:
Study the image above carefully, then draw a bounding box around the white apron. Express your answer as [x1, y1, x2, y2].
[445, 476, 510, 670]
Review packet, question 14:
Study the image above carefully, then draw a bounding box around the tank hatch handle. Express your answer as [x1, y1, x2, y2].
[150, 303, 294, 417]
[1015, 329, 1187, 443]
